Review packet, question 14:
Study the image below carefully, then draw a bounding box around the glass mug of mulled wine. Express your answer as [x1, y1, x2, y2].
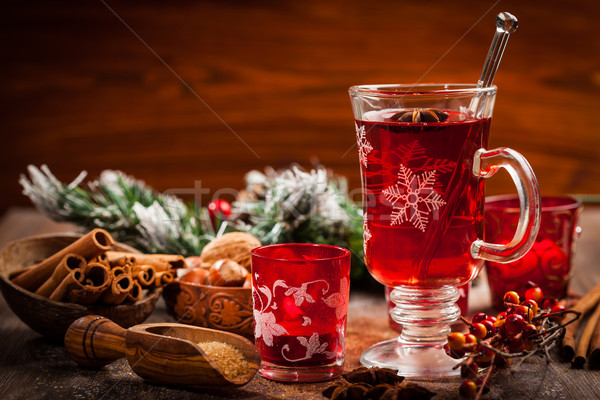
[350, 84, 541, 377]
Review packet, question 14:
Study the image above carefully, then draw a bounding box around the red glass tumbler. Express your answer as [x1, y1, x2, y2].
[485, 195, 582, 309]
[251, 243, 351, 382]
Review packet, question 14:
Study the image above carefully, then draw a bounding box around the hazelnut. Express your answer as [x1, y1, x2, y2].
[179, 268, 209, 284]
[208, 259, 248, 287]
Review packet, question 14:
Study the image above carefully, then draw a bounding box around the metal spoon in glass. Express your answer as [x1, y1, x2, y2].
[470, 12, 518, 115]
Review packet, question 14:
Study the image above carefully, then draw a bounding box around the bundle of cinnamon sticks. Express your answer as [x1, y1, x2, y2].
[10, 229, 186, 306]
[562, 281, 600, 368]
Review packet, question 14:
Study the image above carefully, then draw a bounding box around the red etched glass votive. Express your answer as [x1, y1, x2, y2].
[485, 195, 582, 309]
[251, 243, 351, 382]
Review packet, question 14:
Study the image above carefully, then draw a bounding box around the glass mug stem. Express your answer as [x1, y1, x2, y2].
[471, 147, 542, 263]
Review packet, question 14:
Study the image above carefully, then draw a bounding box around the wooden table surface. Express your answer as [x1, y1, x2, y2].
[1, 207, 599, 400]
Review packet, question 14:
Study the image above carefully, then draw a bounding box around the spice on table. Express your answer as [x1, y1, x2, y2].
[197, 341, 248, 381]
[322, 367, 434, 400]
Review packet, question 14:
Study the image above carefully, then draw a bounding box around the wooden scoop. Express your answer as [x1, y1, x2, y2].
[64, 315, 260, 388]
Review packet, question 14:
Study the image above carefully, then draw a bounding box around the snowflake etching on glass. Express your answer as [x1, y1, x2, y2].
[355, 123, 373, 168]
[382, 164, 446, 232]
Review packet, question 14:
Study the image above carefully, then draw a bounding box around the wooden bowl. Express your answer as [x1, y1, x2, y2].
[0, 233, 162, 342]
[163, 280, 254, 339]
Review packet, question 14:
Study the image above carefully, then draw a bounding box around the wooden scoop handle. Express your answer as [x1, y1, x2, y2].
[64, 315, 127, 368]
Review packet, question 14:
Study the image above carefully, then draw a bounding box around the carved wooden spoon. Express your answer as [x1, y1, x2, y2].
[64, 315, 260, 388]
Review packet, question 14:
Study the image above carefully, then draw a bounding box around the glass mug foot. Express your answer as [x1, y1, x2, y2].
[360, 339, 460, 378]
[360, 285, 462, 377]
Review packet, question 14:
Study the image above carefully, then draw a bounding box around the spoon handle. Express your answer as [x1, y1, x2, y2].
[478, 12, 518, 88]
[65, 315, 127, 368]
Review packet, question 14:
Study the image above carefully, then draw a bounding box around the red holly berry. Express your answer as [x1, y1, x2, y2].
[472, 312, 488, 324]
[208, 199, 232, 227]
[447, 332, 466, 351]
[459, 380, 478, 398]
[469, 323, 487, 340]
[503, 291, 520, 305]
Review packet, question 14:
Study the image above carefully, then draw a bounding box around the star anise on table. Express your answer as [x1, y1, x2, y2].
[388, 108, 449, 123]
[322, 367, 435, 400]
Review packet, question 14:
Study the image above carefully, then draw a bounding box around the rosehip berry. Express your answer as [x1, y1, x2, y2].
[504, 291, 520, 305]
[505, 314, 526, 336]
[522, 299, 539, 315]
[516, 305, 534, 322]
[522, 323, 538, 339]
[543, 297, 559, 310]
[486, 316, 497, 324]
[494, 319, 506, 335]
[550, 304, 566, 321]
[497, 311, 508, 320]
[459, 379, 478, 398]
[472, 312, 488, 324]
[525, 281, 539, 290]
[507, 336, 524, 353]
[481, 320, 496, 338]
[469, 322, 487, 340]
[447, 332, 466, 351]
[494, 355, 511, 369]
[461, 362, 479, 379]
[464, 333, 478, 346]
[525, 286, 544, 303]
[475, 345, 495, 363]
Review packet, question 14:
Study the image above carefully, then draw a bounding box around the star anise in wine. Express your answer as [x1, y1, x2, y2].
[389, 108, 449, 123]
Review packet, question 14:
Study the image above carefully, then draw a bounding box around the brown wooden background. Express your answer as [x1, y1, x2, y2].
[1, 0, 599, 213]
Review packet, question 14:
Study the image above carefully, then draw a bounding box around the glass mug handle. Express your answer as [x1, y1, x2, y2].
[471, 147, 541, 263]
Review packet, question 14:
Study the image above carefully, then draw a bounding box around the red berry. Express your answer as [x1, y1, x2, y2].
[543, 297, 559, 310]
[486, 316, 497, 324]
[461, 362, 479, 379]
[472, 312, 488, 324]
[475, 345, 495, 363]
[444, 343, 465, 359]
[522, 299, 539, 315]
[208, 199, 232, 227]
[447, 332, 466, 351]
[459, 380, 478, 398]
[508, 336, 524, 353]
[515, 305, 534, 322]
[525, 281, 539, 289]
[469, 323, 487, 340]
[481, 320, 496, 338]
[522, 324, 538, 339]
[504, 291, 520, 305]
[550, 304, 566, 321]
[494, 319, 506, 335]
[497, 311, 508, 320]
[494, 355, 510, 369]
[525, 287, 544, 303]
[505, 314, 526, 336]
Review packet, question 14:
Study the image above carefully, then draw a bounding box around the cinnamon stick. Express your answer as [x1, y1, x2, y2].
[589, 313, 600, 369]
[572, 302, 600, 368]
[100, 273, 133, 305]
[107, 251, 186, 271]
[35, 254, 86, 298]
[132, 265, 156, 286]
[12, 229, 114, 291]
[105, 251, 136, 267]
[126, 280, 143, 303]
[48, 268, 85, 302]
[562, 281, 600, 361]
[67, 262, 111, 305]
[154, 271, 174, 287]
